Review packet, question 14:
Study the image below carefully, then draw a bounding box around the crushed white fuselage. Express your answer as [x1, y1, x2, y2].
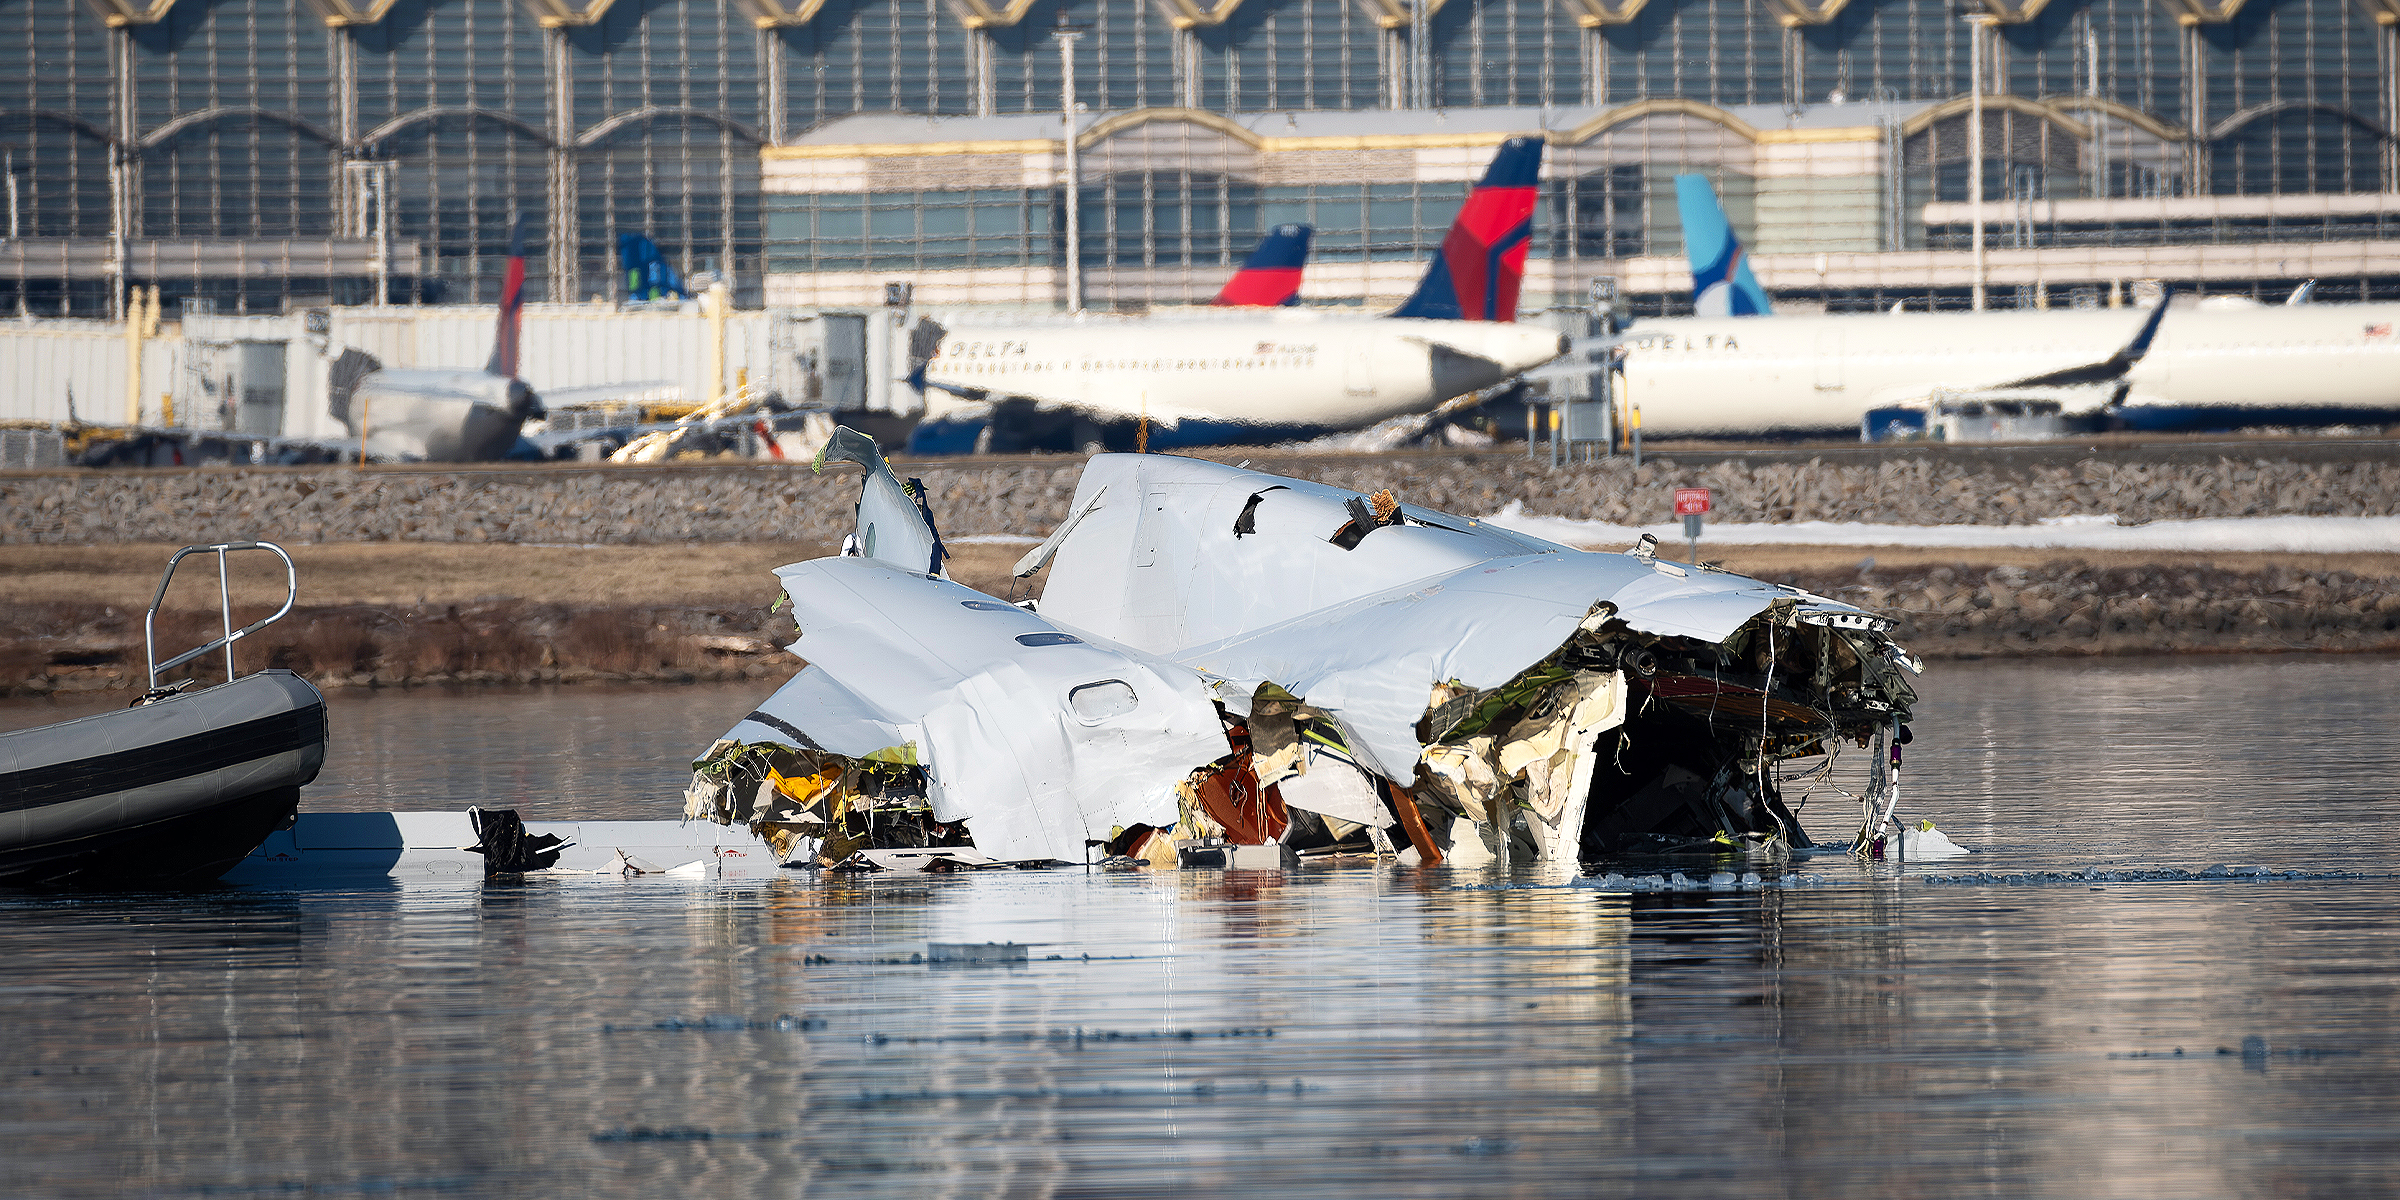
[688, 432, 1923, 869]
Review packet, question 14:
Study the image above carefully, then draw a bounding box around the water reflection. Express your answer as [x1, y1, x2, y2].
[6, 869, 2397, 1197]
[3, 657, 2397, 1196]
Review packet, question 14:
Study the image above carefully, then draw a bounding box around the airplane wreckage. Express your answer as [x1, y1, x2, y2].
[685, 430, 1924, 872]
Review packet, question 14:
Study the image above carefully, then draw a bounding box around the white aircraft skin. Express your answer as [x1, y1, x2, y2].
[921, 310, 1568, 432]
[2127, 302, 2400, 413]
[1617, 301, 2400, 437]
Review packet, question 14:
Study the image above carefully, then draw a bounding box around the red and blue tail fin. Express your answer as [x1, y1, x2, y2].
[1212, 223, 1312, 306]
[486, 214, 528, 379]
[1388, 136, 1542, 322]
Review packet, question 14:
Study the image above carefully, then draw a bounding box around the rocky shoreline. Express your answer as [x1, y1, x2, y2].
[1768, 559, 2400, 659]
[7, 555, 2393, 698]
[4, 449, 2397, 547]
[5, 447, 2394, 698]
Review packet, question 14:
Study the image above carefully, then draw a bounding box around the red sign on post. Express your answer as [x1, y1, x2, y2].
[1674, 487, 1712, 516]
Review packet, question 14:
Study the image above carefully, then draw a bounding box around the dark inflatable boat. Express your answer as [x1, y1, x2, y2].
[0, 543, 327, 888]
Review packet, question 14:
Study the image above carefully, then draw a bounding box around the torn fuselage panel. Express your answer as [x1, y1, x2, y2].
[1028, 455, 1919, 866]
[694, 556, 1231, 865]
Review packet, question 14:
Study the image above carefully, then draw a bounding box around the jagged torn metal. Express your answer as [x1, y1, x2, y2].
[725, 557, 1228, 864]
[1036, 454, 1903, 784]
[709, 435, 1922, 869]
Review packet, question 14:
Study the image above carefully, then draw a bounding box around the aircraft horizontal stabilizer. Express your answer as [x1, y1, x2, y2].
[537, 380, 683, 408]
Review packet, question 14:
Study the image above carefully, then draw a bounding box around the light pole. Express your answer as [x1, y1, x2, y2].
[1408, 0, 1430, 109]
[343, 160, 394, 307]
[1054, 12, 1087, 314]
[1966, 13, 1992, 311]
[1, 143, 18, 242]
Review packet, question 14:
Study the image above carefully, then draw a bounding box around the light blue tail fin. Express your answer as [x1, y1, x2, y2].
[1674, 174, 1771, 317]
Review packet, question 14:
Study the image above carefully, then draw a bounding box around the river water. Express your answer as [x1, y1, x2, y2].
[3, 656, 2396, 1198]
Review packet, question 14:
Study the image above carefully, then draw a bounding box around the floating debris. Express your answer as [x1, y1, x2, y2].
[589, 1127, 789, 1144]
[601, 1014, 826, 1034]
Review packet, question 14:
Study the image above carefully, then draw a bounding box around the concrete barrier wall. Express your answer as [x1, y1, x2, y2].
[0, 305, 918, 430]
[4, 452, 2395, 547]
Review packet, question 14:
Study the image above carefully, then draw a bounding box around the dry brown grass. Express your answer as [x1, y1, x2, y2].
[0, 540, 1044, 610]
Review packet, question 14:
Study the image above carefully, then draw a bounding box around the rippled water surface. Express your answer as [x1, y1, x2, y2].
[4, 657, 2397, 1198]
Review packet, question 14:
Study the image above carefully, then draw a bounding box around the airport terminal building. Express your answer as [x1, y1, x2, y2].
[4, 0, 2398, 317]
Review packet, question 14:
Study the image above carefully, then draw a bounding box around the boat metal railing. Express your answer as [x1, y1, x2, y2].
[145, 541, 299, 691]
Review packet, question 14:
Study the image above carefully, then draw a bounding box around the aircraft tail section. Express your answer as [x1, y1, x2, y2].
[620, 233, 692, 301]
[1388, 136, 1543, 322]
[1675, 174, 1771, 317]
[1212, 224, 1312, 306]
[486, 215, 528, 379]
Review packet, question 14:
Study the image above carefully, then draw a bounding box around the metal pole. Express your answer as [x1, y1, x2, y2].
[109, 28, 133, 323]
[1409, 0, 1428, 109]
[1968, 16, 1988, 312]
[372, 167, 390, 308]
[1055, 26, 1085, 314]
[108, 153, 127, 322]
[216, 547, 234, 684]
[3, 146, 17, 240]
[1601, 366, 1616, 458]
[707, 281, 730, 406]
[2086, 25, 2108, 198]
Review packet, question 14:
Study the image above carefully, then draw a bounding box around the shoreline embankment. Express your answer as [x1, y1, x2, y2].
[4, 444, 2395, 696]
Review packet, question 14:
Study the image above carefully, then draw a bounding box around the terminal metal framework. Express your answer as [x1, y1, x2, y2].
[2, 0, 2395, 317]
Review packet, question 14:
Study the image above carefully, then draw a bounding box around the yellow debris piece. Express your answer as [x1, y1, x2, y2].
[769, 766, 839, 807]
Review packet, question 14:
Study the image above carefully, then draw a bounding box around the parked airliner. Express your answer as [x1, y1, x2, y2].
[908, 138, 1568, 453]
[1617, 176, 2400, 438]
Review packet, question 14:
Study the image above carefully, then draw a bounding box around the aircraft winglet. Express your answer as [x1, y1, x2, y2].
[1990, 286, 2175, 391]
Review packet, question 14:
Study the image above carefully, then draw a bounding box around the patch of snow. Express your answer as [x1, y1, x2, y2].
[1485, 506, 2400, 554]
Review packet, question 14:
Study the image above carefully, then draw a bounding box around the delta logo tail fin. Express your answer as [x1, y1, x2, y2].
[1212, 224, 1312, 306]
[1388, 136, 1542, 322]
[486, 214, 528, 379]
[1675, 174, 1771, 317]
